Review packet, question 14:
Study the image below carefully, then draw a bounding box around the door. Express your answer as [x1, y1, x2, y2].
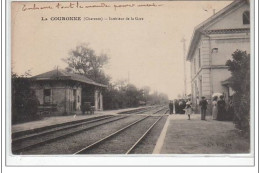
[73, 89, 77, 111]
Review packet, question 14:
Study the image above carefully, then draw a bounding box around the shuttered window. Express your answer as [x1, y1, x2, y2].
[243, 11, 250, 24]
[44, 89, 51, 104]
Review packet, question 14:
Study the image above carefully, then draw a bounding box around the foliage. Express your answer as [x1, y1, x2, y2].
[12, 72, 40, 124]
[63, 43, 110, 85]
[64, 43, 169, 110]
[226, 50, 250, 134]
[103, 82, 168, 110]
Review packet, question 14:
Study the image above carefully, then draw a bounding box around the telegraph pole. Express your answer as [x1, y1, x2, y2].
[127, 71, 130, 84]
[181, 37, 187, 98]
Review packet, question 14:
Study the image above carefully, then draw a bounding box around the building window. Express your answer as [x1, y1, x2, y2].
[44, 89, 51, 104]
[212, 48, 218, 53]
[198, 48, 201, 68]
[243, 11, 250, 24]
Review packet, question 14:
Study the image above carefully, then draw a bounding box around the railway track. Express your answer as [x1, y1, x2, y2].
[118, 106, 157, 114]
[122, 105, 168, 115]
[151, 106, 168, 114]
[13, 115, 114, 142]
[12, 115, 129, 154]
[125, 116, 163, 154]
[118, 105, 167, 115]
[12, 115, 113, 139]
[13, 105, 169, 154]
[136, 106, 162, 114]
[74, 113, 167, 154]
[118, 107, 151, 114]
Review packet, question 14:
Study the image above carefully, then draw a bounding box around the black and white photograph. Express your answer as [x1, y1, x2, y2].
[4, 0, 257, 167]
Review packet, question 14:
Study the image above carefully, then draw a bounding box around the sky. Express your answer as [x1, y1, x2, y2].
[12, 1, 232, 99]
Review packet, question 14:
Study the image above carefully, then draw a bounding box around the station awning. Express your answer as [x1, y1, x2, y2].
[221, 77, 233, 86]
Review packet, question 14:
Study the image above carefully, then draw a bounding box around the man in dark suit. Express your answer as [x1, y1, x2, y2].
[169, 100, 174, 114]
[199, 96, 208, 120]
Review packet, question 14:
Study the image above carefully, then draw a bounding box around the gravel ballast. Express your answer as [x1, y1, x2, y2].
[21, 115, 145, 154]
[129, 115, 168, 154]
[80, 116, 161, 154]
[12, 116, 125, 153]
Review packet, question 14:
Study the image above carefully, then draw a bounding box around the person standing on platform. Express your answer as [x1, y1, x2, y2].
[227, 96, 234, 121]
[174, 99, 179, 114]
[179, 100, 185, 114]
[185, 99, 192, 120]
[212, 96, 218, 120]
[169, 100, 174, 114]
[173, 99, 176, 114]
[199, 96, 208, 120]
[217, 95, 226, 121]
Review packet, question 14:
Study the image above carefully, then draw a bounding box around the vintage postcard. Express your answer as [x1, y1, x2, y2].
[6, 0, 255, 166]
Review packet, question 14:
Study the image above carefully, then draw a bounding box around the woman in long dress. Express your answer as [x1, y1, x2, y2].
[217, 95, 226, 121]
[212, 96, 218, 120]
[185, 99, 192, 120]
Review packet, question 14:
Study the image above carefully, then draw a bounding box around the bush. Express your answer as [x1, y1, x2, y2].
[12, 75, 40, 124]
[226, 50, 250, 135]
[103, 83, 168, 110]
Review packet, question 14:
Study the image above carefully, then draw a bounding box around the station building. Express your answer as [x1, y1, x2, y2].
[31, 69, 106, 115]
[186, 0, 250, 113]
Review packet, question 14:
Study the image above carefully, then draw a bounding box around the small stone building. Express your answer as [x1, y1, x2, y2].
[31, 69, 106, 115]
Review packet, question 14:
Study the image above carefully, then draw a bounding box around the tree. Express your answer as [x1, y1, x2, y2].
[125, 84, 140, 107]
[63, 43, 110, 85]
[141, 86, 150, 102]
[64, 44, 170, 110]
[12, 72, 39, 124]
[226, 50, 250, 135]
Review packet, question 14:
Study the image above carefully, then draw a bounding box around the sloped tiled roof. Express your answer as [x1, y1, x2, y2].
[32, 69, 107, 87]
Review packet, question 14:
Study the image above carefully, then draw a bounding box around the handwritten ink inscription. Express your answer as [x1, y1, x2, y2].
[21, 2, 163, 12]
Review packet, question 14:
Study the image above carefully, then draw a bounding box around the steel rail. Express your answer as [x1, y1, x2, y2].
[120, 105, 165, 115]
[119, 108, 149, 114]
[128, 105, 163, 114]
[74, 116, 150, 154]
[135, 109, 154, 114]
[125, 116, 163, 154]
[130, 107, 157, 114]
[152, 106, 167, 114]
[12, 115, 115, 143]
[12, 115, 113, 139]
[136, 106, 163, 114]
[118, 106, 155, 114]
[129, 109, 149, 114]
[13, 116, 129, 153]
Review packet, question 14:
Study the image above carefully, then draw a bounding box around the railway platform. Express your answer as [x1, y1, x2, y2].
[153, 114, 250, 154]
[12, 106, 148, 134]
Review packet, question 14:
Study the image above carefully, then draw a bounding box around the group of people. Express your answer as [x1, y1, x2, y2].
[169, 99, 192, 120]
[169, 99, 189, 115]
[212, 95, 234, 121]
[169, 95, 234, 121]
